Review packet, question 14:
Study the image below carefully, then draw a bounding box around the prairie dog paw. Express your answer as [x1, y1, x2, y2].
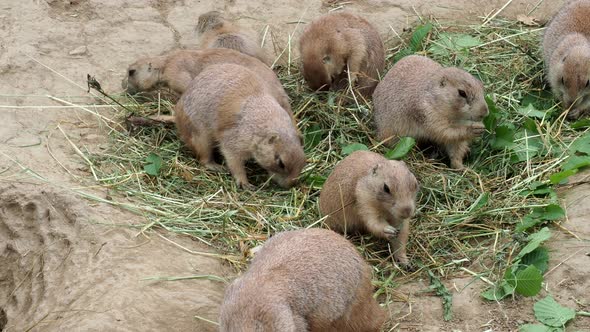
[383, 225, 398, 239]
[236, 179, 255, 191]
[395, 253, 410, 266]
[349, 72, 358, 84]
[204, 162, 226, 173]
[469, 122, 486, 136]
[450, 159, 465, 170]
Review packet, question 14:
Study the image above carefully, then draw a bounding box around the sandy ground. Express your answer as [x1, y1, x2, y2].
[0, 0, 588, 331]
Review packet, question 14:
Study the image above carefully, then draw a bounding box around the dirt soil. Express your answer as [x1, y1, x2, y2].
[0, 0, 588, 331]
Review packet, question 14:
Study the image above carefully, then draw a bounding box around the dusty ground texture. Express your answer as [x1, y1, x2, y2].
[0, 0, 588, 331]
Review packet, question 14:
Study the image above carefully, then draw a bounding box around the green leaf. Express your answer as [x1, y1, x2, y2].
[430, 33, 481, 56]
[550, 169, 578, 184]
[409, 23, 433, 51]
[516, 227, 551, 260]
[519, 324, 563, 332]
[518, 104, 547, 119]
[144, 153, 163, 176]
[427, 270, 453, 321]
[534, 296, 576, 328]
[521, 90, 557, 113]
[571, 118, 590, 129]
[306, 175, 326, 187]
[561, 155, 590, 172]
[519, 182, 556, 198]
[467, 192, 489, 212]
[569, 132, 590, 155]
[304, 124, 323, 150]
[392, 49, 414, 62]
[516, 205, 564, 233]
[521, 247, 550, 273]
[341, 143, 369, 155]
[385, 137, 416, 160]
[491, 125, 516, 149]
[540, 204, 565, 220]
[523, 118, 540, 134]
[392, 23, 433, 62]
[515, 214, 541, 233]
[481, 280, 515, 301]
[514, 265, 543, 297]
[483, 96, 499, 131]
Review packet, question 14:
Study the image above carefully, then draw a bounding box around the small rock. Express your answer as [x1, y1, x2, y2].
[69, 45, 87, 56]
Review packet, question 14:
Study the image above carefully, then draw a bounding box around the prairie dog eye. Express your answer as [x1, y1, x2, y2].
[383, 183, 391, 194]
[458, 89, 467, 98]
[128, 69, 136, 76]
[322, 55, 331, 64]
[561, 77, 565, 86]
[586, 79, 589, 88]
[278, 158, 285, 169]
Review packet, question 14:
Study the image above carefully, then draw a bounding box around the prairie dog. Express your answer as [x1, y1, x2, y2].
[175, 64, 305, 189]
[122, 49, 292, 117]
[319, 150, 418, 265]
[543, 0, 590, 119]
[373, 55, 488, 170]
[299, 11, 385, 96]
[196, 10, 272, 66]
[219, 228, 386, 332]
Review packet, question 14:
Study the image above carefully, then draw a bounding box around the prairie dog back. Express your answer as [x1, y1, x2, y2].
[122, 49, 292, 116]
[373, 55, 488, 169]
[196, 10, 271, 66]
[175, 64, 304, 189]
[299, 11, 385, 96]
[543, 0, 590, 119]
[219, 228, 386, 332]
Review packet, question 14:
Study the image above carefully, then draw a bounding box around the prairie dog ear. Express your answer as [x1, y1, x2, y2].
[267, 133, 279, 144]
[322, 55, 331, 64]
[372, 163, 381, 175]
[297, 133, 304, 146]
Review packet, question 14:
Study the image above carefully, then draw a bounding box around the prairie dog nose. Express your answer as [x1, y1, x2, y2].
[398, 205, 414, 219]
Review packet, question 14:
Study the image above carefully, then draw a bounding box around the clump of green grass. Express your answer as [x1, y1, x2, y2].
[84, 17, 587, 314]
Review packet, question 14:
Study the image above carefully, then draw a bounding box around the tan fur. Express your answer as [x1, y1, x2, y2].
[122, 48, 292, 119]
[373, 55, 488, 170]
[319, 151, 418, 265]
[196, 11, 272, 66]
[543, 0, 590, 119]
[219, 228, 387, 332]
[299, 11, 385, 96]
[175, 64, 305, 189]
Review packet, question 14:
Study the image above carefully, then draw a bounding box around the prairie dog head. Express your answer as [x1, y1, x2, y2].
[300, 35, 347, 91]
[550, 34, 590, 119]
[357, 160, 419, 221]
[432, 67, 489, 124]
[121, 57, 164, 94]
[196, 10, 225, 34]
[253, 132, 305, 189]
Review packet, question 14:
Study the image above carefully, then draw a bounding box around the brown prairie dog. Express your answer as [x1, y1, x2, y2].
[219, 228, 386, 332]
[373, 55, 488, 170]
[122, 48, 292, 118]
[299, 11, 385, 96]
[196, 10, 272, 66]
[543, 0, 590, 119]
[175, 63, 305, 189]
[319, 150, 418, 265]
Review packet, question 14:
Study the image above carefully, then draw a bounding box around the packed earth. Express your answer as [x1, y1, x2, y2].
[1, 0, 588, 331]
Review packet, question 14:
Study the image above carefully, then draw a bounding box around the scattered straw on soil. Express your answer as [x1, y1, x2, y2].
[62, 17, 586, 319]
